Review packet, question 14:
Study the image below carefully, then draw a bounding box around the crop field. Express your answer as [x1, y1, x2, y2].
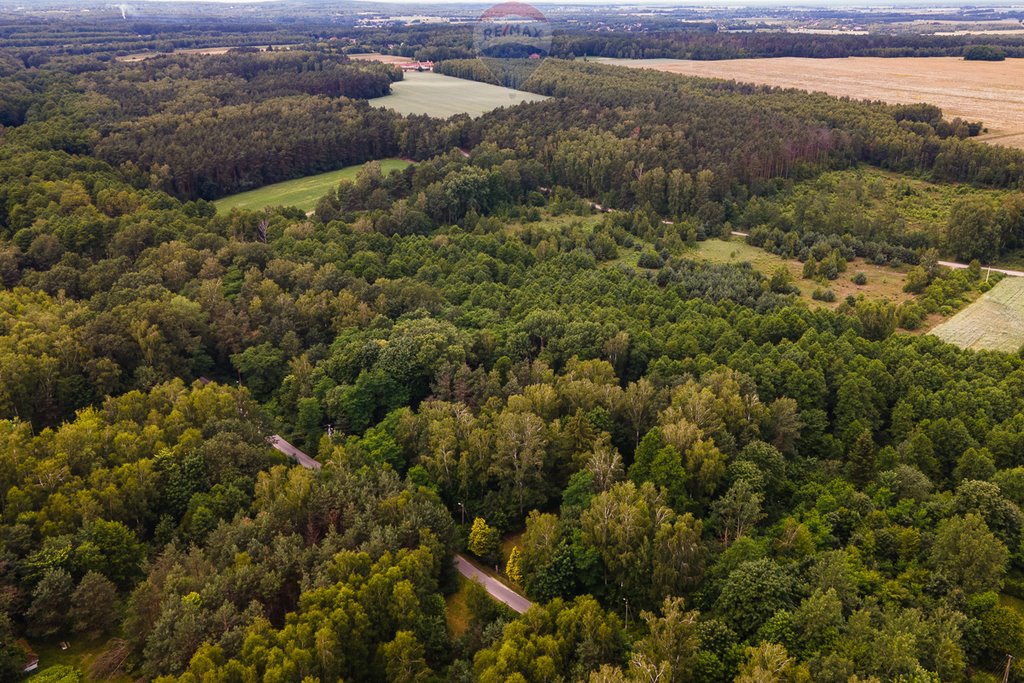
[118, 44, 297, 62]
[370, 71, 547, 118]
[931, 277, 1024, 352]
[596, 56, 1024, 149]
[214, 159, 410, 213]
[348, 53, 410, 65]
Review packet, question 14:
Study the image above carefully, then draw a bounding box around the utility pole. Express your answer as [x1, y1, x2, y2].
[1004, 653, 1014, 683]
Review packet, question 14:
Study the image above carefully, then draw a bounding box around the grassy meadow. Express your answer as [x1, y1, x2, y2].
[370, 71, 547, 118]
[214, 159, 410, 213]
[691, 238, 914, 310]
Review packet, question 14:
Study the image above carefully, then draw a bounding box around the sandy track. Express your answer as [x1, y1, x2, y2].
[597, 56, 1024, 149]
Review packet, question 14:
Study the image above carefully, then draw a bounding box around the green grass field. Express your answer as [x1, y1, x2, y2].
[931, 277, 1024, 352]
[29, 637, 133, 682]
[370, 71, 547, 118]
[213, 159, 411, 213]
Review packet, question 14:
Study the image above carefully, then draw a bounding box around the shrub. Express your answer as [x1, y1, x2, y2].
[638, 250, 664, 269]
[769, 267, 797, 294]
[812, 288, 836, 302]
[852, 272, 868, 286]
[964, 45, 1006, 61]
[897, 302, 925, 330]
[904, 266, 930, 294]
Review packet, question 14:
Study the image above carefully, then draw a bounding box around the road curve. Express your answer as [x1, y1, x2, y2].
[454, 554, 533, 614]
[267, 435, 321, 470]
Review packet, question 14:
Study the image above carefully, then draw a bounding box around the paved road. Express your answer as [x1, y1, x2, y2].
[454, 555, 533, 614]
[263, 435, 529, 613]
[267, 435, 321, 470]
[937, 261, 1024, 277]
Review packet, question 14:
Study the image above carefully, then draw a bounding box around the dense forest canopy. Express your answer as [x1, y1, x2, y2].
[3, 11, 1024, 683]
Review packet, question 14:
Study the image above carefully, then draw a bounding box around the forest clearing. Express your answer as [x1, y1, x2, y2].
[931, 276, 1024, 351]
[370, 70, 548, 117]
[692, 238, 916, 311]
[596, 56, 1024, 148]
[213, 159, 411, 212]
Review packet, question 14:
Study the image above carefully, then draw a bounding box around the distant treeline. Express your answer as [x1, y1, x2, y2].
[550, 31, 1024, 60]
[348, 22, 1024, 61]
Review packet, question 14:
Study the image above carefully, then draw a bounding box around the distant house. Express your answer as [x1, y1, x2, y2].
[399, 61, 433, 72]
[17, 639, 38, 674]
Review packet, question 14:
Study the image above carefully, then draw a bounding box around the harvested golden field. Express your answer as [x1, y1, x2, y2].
[348, 53, 411, 65]
[597, 57, 1024, 149]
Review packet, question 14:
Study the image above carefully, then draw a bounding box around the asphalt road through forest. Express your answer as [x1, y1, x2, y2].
[270, 434, 533, 614]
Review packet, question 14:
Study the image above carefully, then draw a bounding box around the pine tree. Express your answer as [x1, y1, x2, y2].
[847, 428, 877, 487]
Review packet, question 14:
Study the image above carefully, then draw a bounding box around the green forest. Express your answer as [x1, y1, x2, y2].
[2, 13, 1024, 683]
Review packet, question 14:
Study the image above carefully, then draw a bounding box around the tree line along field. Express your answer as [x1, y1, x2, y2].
[370, 70, 548, 118]
[213, 158, 411, 213]
[931, 276, 1024, 351]
[756, 166, 1018, 242]
[594, 56, 1024, 149]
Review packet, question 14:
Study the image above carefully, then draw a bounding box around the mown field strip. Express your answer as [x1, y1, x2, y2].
[931, 277, 1024, 351]
[370, 71, 548, 118]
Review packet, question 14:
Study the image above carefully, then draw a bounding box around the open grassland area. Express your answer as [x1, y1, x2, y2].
[445, 577, 472, 638]
[693, 238, 915, 310]
[595, 56, 1024, 149]
[31, 638, 133, 682]
[370, 71, 548, 118]
[214, 159, 410, 213]
[931, 277, 1024, 352]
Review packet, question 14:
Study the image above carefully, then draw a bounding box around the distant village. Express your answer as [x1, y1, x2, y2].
[399, 61, 434, 71]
